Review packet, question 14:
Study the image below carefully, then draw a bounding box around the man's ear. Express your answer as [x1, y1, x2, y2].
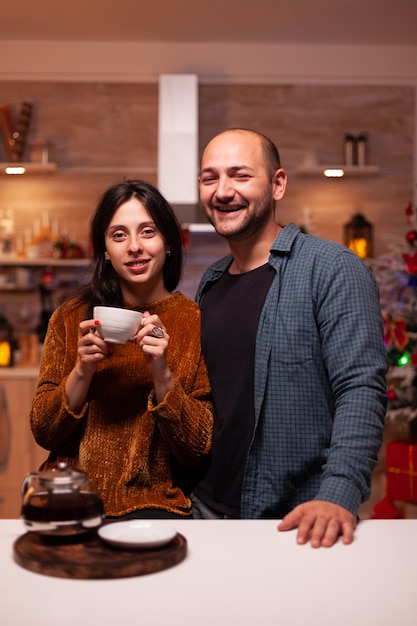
[272, 168, 287, 201]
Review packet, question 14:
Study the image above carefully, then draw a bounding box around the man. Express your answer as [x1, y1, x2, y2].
[192, 128, 388, 548]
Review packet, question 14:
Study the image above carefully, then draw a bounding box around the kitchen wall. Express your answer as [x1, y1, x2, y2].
[0, 81, 414, 258]
[0, 41, 416, 516]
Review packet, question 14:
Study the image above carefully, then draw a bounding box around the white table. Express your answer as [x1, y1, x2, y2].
[1, 518, 415, 626]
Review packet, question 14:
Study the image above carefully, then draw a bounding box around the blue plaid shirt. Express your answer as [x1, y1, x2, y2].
[196, 223, 388, 519]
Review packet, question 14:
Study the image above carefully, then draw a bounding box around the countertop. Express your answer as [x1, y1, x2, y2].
[0, 518, 415, 626]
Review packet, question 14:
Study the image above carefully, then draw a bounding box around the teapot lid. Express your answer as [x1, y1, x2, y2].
[36, 462, 88, 488]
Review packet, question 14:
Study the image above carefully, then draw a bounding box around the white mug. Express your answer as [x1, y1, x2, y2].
[93, 306, 143, 344]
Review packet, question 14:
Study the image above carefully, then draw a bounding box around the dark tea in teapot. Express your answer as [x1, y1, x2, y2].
[21, 462, 104, 536]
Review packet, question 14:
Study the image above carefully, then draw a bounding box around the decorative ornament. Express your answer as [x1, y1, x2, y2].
[405, 201, 414, 218]
[0, 101, 33, 162]
[383, 316, 409, 351]
[406, 230, 417, 246]
[403, 252, 417, 274]
[387, 387, 397, 402]
[371, 496, 402, 519]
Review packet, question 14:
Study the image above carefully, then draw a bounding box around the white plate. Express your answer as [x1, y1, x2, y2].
[98, 521, 177, 549]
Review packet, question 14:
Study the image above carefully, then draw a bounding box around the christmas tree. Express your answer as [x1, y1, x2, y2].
[367, 202, 417, 428]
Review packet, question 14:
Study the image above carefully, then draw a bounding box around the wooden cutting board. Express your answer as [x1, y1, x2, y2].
[13, 530, 187, 579]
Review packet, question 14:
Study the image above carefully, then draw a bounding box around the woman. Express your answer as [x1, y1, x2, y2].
[30, 180, 212, 519]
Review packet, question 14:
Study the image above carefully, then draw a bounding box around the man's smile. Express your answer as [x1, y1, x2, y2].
[212, 205, 244, 213]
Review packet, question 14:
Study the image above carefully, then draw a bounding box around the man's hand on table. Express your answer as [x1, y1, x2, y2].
[277, 500, 356, 548]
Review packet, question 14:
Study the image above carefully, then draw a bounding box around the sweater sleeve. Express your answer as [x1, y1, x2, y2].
[30, 301, 88, 451]
[147, 304, 213, 469]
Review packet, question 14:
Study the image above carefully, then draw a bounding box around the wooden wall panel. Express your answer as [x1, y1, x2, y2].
[0, 81, 414, 258]
[0, 82, 158, 168]
[199, 84, 415, 255]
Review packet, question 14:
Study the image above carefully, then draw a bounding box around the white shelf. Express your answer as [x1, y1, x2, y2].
[59, 166, 157, 175]
[0, 163, 58, 175]
[0, 257, 90, 268]
[294, 165, 379, 177]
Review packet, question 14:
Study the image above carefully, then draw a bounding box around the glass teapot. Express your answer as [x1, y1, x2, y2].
[21, 462, 104, 536]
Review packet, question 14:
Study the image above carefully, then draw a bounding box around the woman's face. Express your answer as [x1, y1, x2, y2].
[104, 197, 170, 303]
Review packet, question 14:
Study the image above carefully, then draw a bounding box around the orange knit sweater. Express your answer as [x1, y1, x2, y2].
[30, 292, 213, 517]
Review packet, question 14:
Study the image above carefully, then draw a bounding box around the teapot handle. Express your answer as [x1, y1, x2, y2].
[21, 472, 36, 496]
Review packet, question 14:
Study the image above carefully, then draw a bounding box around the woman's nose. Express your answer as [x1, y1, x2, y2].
[127, 237, 143, 253]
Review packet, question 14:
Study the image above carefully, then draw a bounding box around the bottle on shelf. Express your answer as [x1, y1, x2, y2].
[356, 134, 368, 166]
[0, 208, 16, 257]
[343, 134, 355, 166]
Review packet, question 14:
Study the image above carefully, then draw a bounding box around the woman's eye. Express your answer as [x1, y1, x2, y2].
[142, 228, 156, 237]
[112, 232, 126, 240]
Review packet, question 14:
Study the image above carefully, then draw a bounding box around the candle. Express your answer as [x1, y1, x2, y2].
[42, 211, 50, 230]
[33, 218, 41, 237]
[349, 238, 368, 259]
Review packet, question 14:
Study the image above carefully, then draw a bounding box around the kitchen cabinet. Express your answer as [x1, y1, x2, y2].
[0, 370, 46, 519]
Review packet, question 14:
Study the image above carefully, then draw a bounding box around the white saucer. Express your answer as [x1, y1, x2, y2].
[98, 521, 177, 549]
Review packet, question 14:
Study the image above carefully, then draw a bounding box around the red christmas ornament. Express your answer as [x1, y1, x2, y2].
[406, 230, 417, 245]
[403, 252, 417, 274]
[387, 388, 397, 402]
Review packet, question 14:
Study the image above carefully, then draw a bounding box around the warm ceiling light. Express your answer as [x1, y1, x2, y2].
[5, 166, 26, 174]
[324, 168, 344, 177]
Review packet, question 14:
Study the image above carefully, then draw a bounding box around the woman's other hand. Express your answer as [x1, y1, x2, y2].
[136, 312, 173, 402]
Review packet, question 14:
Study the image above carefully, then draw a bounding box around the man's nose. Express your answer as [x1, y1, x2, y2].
[215, 176, 234, 200]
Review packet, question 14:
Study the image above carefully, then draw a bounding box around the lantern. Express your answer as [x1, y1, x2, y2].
[0, 314, 13, 367]
[344, 213, 374, 259]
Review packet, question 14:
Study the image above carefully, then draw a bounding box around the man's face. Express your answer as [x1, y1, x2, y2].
[198, 131, 283, 242]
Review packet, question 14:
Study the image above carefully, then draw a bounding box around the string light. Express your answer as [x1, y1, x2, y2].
[397, 353, 411, 366]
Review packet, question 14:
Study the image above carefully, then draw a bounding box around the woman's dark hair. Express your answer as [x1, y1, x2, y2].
[79, 179, 183, 311]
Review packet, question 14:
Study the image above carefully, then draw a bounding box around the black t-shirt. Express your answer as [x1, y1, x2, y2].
[195, 262, 275, 516]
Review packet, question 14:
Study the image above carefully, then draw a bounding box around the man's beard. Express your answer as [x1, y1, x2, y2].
[203, 191, 274, 242]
